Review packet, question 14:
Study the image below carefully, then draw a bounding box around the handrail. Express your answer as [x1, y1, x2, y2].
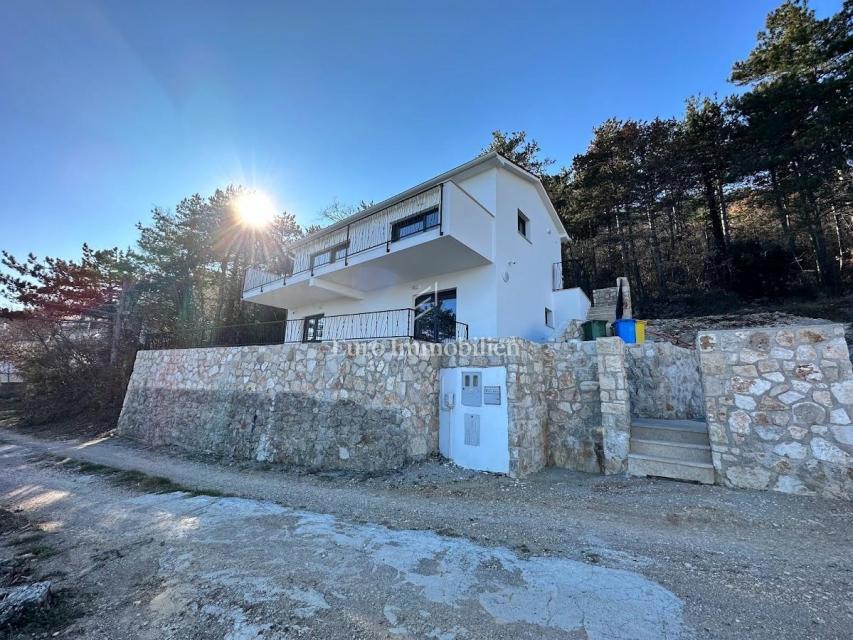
[242, 184, 444, 296]
[552, 259, 590, 295]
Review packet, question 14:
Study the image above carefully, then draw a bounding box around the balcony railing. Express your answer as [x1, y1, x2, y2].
[143, 308, 468, 350]
[243, 184, 443, 296]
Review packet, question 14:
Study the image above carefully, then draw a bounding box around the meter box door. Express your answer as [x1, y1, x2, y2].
[461, 371, 482, 407]
[438, 366, 509, 474]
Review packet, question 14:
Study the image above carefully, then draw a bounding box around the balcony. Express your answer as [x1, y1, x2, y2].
[242, 181, 494, 309]
[143, 308, 469, 350]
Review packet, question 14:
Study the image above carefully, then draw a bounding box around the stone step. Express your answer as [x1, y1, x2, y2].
[630, 418, 710, 446]
[586, 306, 617, 322]
[629, 438, 712, 464]
[627, 453, 716, 484]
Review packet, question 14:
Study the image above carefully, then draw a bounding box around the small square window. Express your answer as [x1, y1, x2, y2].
[517, 210, 529, 239]
[545, 307, 554, 328]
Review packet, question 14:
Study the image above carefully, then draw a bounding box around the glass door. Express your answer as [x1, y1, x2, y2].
[414, 288, 457, 342]
[302, 314, 325, 342]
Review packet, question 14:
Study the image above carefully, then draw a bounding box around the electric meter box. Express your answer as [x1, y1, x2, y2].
[461, 371, 482, 407]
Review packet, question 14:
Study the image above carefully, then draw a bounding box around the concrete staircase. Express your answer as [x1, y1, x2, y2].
[627, 418, 715, 484]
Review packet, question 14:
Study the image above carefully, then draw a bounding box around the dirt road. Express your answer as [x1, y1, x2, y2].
[1, 430, 851, 639]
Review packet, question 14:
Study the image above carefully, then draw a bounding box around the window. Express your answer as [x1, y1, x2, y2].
[391, 207, 440, 242]
[545, 307, 554, 328]
[310, 242, 348, 270]
[302, 314, 325, 342]
[517, 210, 530, 239]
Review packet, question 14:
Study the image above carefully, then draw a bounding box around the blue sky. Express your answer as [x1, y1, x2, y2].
[0, 0, 842, 261]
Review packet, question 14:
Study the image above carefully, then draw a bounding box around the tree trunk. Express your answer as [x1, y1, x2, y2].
[716, 181, 731, 245]
[213, 259, 229, 326]
[769, 166, 799, 262]
[623, 209, 645, 301]
[109, 280, 129, 366]
[645, 207, 669, 299]
[702, 174, 728, 285]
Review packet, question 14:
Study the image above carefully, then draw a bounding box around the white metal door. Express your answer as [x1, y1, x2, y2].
[438, 366, 509, 473]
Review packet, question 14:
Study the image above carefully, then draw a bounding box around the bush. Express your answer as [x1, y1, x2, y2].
[11, 324, 133, 425]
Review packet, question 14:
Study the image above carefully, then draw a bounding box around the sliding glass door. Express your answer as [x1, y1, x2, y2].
[413, 288, 457, 342]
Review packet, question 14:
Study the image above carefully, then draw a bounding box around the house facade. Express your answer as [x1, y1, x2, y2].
[241, 152, 590, 342]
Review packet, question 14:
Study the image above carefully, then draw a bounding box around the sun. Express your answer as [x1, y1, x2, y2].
[235, 191, 276, 228]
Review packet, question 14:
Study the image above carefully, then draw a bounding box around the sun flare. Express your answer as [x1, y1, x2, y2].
[235, 191, 276, 228]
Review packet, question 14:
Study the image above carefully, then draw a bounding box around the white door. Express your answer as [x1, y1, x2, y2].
[438, 366, 509, 473]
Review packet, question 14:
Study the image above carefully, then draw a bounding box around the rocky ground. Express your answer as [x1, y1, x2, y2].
[1, 429, 851, 639]
[645, 312, 843, 349]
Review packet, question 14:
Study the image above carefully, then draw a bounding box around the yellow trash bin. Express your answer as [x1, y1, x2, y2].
[635, 320, 647, 344]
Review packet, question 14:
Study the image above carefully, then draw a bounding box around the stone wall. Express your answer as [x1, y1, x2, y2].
[596, 337, 631, 474]
[544, 341, 602, 473]
[118, 341, 438, 472]
[697, 324, 853, 498]
[626, 342, 704, 420]
[119, 337, 613, 480]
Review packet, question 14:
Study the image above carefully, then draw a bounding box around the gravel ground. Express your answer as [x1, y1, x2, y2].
[645, 312, 835, 348]
[1, 429, 852, 639]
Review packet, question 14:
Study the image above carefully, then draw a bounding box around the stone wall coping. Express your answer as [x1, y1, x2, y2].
[142, 335, 603, 358]
[626, 341, 694, 354]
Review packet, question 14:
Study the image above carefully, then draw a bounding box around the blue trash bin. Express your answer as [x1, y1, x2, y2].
[612, 319, 637, 344]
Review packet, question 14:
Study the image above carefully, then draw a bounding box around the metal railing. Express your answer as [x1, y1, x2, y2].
[243, 267, 285, 294]
[243, 184, 444, 296]
[143, 309, 469, 350]
[144, 321, 289, 350]
[552, 259, 591, 295]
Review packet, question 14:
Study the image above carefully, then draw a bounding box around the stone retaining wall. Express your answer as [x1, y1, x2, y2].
[118, 341, 438, 472]
[119, 337, 617, 479]
[697, 324, 853, 498]
[545, 342, 602, 473]
[626, 342, 704, 420]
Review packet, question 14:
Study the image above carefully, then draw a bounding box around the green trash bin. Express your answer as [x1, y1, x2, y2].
[581, 320, 609, 341]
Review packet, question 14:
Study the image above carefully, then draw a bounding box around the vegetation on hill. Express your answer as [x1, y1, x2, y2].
[485, 0, 852, 307]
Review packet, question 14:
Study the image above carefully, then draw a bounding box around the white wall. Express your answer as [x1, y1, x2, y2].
[288, 263, 498, 339]
[492, 169, 565, 342]
[455, 168, 497, 214]
[552, 288, 592, 335]
[281, 163, 582, 343]
[443, 181, 494, 262]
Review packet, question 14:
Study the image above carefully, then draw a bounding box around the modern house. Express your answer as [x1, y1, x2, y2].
[122, 156, 853, 496]
[242, 152, 590, 342]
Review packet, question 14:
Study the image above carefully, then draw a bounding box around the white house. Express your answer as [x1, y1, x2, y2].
[242, 152, 590, 342]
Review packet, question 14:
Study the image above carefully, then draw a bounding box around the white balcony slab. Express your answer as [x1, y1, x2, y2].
[244, 233, 490, 310]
